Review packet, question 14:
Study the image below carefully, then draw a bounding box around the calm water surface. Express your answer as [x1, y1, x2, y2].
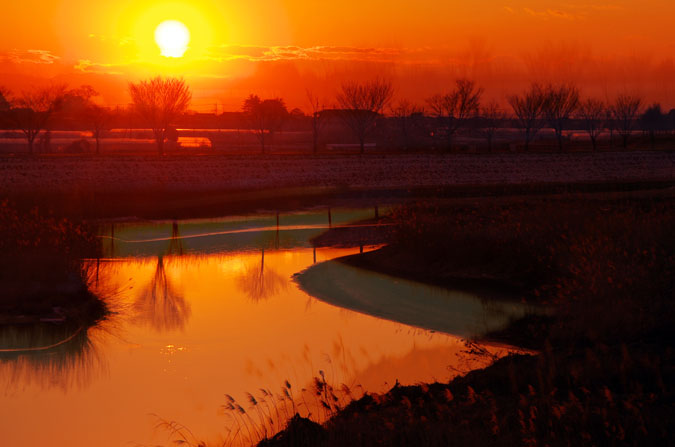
[0, 208, 528, 446]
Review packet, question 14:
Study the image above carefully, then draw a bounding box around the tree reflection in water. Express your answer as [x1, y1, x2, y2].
[0, 323, 107, 391]
[133, 256, 191, 332]
[236, 248, 286, 303]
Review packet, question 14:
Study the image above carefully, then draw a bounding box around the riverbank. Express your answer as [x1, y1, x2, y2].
[262, 192, 675, 446]
[0, 200, 105, 328]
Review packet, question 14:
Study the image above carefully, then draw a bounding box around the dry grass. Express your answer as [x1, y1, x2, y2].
[256, 194, 675, 446]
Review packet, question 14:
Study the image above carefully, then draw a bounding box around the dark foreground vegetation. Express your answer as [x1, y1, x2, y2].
[0, 200, 104, 326]
[261, 194, 674, 446]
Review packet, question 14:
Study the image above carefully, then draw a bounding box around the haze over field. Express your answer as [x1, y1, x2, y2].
[1, 0, 675, 110]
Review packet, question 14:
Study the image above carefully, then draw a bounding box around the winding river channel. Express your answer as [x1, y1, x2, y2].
[0, 208, 533, 446]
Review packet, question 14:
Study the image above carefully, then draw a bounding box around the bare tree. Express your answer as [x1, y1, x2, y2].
[0, 87, 11, 130]
[306, 90, 326, 154]
[543, 83, 580, 151]
[508, 83, 546, 151]
[426, 79, 482, 151]
[605, 106, 616, 148]
[577, 98, 605, 151]
[242, 95, 288, 154]
[0, 86, 10, 112]
[9, 85, 66, 154]
[390, 99, 424, 151]
[479, 101, 505, 152]
[336, 78, 393, 154]
[87, 104, 111, 155]
[611, 94, 642, 149]
[236, 249, 286, 302]
[134, 256, 191, 332]
[129, 77, 191, 155]
[425, 92, 451, 149]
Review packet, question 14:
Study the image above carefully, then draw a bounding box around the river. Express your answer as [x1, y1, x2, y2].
[0, 208, 530, 446]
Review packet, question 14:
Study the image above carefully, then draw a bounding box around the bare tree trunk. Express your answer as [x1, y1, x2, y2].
[524, 129, 531, 152]
[556, 130, 564, 152]
[312, 113, 320, 154]
[155, 129, 165, 155]
[609, 129, 614, 148]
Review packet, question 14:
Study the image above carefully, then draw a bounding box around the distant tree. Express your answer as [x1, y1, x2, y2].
[508, 83, 546, 151]
[0, 87, 11, 128]
[9, 85, 66, 154]
[336, 78, 393, 154]
[425, 93, 449, 148]
[59, 86, 110, 154]
[640, 103, 667, 149]
[479, 101, 505, 152]
[129, 77, 191, 155]
[605, 106, 616, 148]
[306, 90, 327, 154]
[390, 99, 424, 151]
[0, 86, 11, 112]
[242, 95, 288, 154]
[87, 104, 111, 155]
[426, 79, 482, 151]
[286, 107, 305, 132]
[577, 98, 605, 151]
[289, 108, 305, 119]
[611, 94, 642, 149]
[59, 85, 98, 115]
[543, 83, 580, 151]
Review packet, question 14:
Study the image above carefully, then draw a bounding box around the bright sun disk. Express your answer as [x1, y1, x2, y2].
[155, 20, 190, 58]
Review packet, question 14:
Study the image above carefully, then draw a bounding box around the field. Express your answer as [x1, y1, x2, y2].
[2, 151, 673, 196]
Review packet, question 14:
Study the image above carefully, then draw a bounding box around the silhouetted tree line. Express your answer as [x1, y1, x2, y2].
[2, 77, 675, 155]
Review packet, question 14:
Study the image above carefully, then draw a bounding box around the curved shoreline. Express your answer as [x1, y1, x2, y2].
[294, 257, 538, 339]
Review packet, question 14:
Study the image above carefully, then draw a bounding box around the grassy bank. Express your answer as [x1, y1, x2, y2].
[0, 199, 104, 326]
[261, 193, 674, 446]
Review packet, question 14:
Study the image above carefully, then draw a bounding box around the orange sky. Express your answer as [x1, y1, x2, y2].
[1, 0, 674, 111]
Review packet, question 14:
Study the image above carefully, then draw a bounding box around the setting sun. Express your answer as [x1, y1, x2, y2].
[154, 20, 190, 58]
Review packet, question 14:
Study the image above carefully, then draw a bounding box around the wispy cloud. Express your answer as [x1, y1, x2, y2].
[562, 3, 625, 12]
[523, 7, 581, 20]
[546, 9, 577, 19]
[2, 49, 60, 64]
[206, 45, 403, 63]
[87, 33, 135, 47]
[74, 59, 125, 75]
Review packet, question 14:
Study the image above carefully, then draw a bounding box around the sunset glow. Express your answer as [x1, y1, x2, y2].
[0, 1, 674, 110]
[1, 1, 674, 445]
